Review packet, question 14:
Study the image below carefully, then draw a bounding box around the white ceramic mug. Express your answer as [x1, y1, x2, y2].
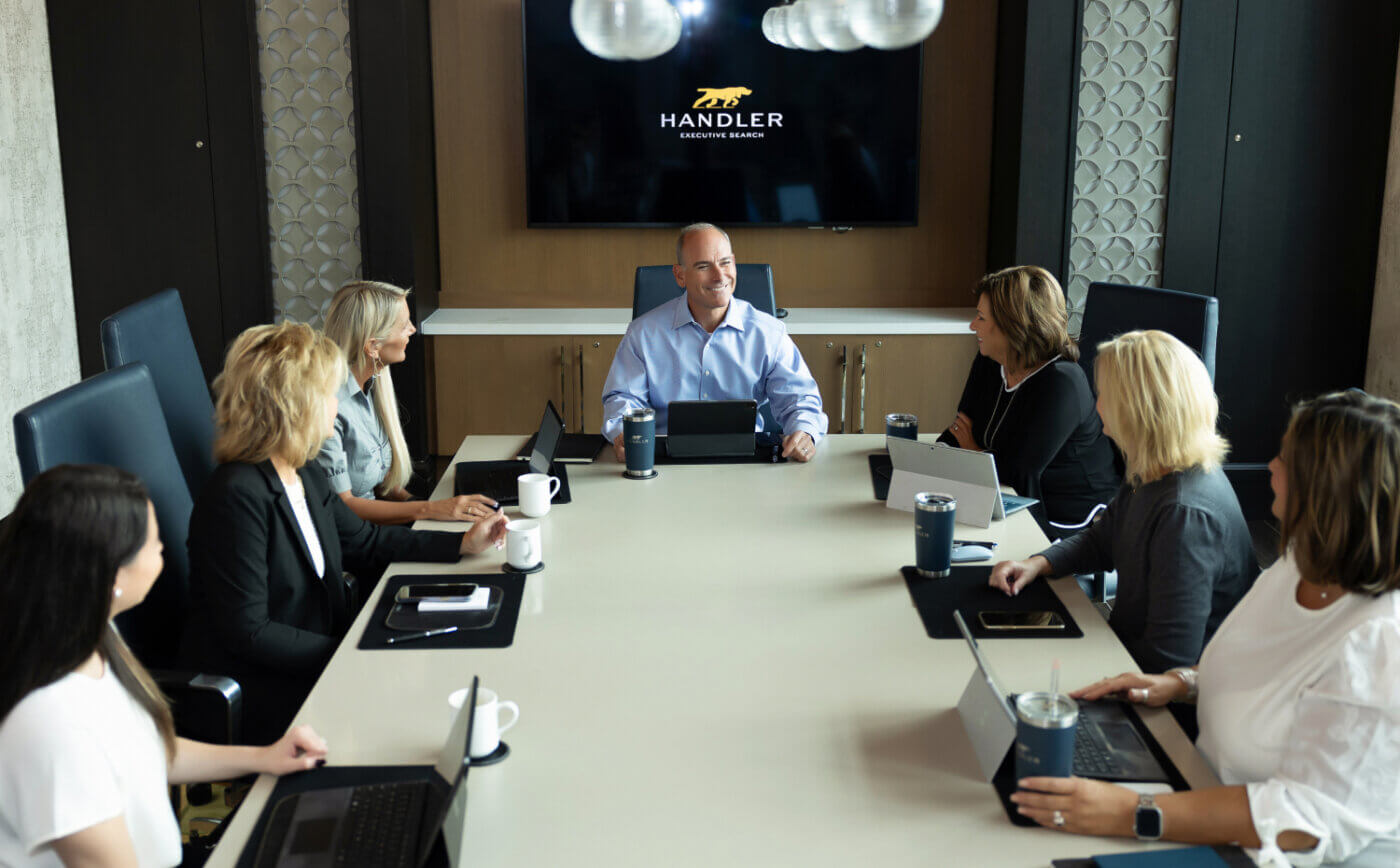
[506, 518, 542, 570]
[448, 686, 520, 758]
[517, 472, 562, 517]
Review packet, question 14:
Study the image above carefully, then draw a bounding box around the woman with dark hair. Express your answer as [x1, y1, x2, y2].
[0, 465, 327, 867]
[939, 265, 1120, 533]
[1013, 391, 1400, 866]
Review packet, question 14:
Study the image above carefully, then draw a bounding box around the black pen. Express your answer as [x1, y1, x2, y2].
[953, 540, 998, 549]
[386, 625, 459, 645]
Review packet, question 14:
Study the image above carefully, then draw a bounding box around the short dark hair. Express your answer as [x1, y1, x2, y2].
[975, 265, 1079, 368]
[1280, 391, 1400, 595]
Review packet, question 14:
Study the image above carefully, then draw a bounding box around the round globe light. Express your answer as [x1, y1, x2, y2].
[631, 1, 681, 60]
[571, 0, 681, 61]
[848, 0, 944, 50]
[768, 5, 796, 48]
[785, 0, 825, 51]
[806, 0, 863, 52]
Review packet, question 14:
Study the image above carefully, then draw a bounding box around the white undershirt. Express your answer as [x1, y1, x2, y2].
[1196, 551, 1400, 867]
[0, 661, 182, 867]
[999, 353, 1061, 392]
[282, 474, 326, 578]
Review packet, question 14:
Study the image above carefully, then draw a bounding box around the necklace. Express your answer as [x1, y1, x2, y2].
[985, 386, 1018, 451]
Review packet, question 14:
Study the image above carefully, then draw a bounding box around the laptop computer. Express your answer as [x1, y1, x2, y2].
[885, 437, 1037, 526]
[253, 677, 480, 867]
[454, 401, 571, 505]
[661, 399, 758, 458]
[953, 611, 1171, 786]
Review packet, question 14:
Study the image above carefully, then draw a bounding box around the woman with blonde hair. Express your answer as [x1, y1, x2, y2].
[184, 322, 505, 744]
[990, 330, 1256, 673]
[1015, 390, 1400, 866]
[940, 265, 1119, 534]
[318, 281, 497, 523]
[0, 465, 326, 867]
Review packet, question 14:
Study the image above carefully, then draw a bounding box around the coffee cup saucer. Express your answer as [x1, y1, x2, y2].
[471, 741, 510, 767]
[504, 561, 545, 574]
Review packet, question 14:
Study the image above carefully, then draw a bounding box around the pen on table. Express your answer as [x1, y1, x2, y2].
[386, 626, 459, 645]
[953, 540, 997, 549]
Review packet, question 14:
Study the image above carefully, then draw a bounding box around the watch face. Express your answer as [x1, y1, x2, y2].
[1135, 806, 1164, 839]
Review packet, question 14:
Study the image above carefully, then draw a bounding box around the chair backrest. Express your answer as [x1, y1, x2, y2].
[1077, 282, 1219, 384]
[13, 363, 195, 668]
[100, 289, 217, 496]
[632, 264, 777, 320]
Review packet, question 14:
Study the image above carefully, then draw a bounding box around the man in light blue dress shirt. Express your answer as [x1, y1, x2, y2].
[601, 223, 828, 462]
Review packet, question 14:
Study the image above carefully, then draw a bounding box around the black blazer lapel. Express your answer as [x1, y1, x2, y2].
[257, 460, 327, 583]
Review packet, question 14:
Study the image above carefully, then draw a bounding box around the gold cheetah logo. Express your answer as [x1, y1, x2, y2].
[692, 87, 753, 109]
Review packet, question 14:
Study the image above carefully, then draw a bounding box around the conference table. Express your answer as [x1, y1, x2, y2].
[209, 434, 1221, 867]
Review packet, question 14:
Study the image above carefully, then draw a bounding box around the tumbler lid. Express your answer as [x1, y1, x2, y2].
[914, 491, 956, 512]
[624, 407, 655, 423]
[885, 413, 918, 426]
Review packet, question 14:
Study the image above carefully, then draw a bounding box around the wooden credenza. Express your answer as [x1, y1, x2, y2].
[423, 308, 978, 451]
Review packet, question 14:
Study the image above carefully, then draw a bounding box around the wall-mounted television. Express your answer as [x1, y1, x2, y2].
[523, 0, 923, 227]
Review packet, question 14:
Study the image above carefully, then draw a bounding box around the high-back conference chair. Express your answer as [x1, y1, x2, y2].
[1077, 281, 1219, 384]
[100, 288, 217, 497]
[632, 263, 778, 320]
[13, 363, 241, 743]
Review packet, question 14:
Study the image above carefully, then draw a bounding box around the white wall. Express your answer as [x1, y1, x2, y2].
[1367, 60, 1400, 400]
[0, 0, 81, 509]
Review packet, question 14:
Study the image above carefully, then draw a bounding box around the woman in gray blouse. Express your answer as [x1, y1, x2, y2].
[989, 330, 1258, 673]
[316, 281, 499, 524]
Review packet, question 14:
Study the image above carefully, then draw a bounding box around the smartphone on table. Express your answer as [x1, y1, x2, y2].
[395, 583, 479, 605]
[977, 610, 1065, 631]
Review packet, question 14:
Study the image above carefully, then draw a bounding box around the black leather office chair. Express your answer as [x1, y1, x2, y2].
[13, 363, 241, 743]
[632, 263, 778, 319]
[100, 289, 217, 497]
[1077, 281, 1219, 384]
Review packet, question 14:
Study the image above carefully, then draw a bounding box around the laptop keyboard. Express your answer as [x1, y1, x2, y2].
[334, 782, 426, 867]
[1073, 724, 1124, 777]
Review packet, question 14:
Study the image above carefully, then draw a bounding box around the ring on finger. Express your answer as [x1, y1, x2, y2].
[1053, 810, 1065, 828]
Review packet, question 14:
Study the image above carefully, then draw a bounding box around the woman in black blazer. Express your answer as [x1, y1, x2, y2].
[939, 265, 1120, 535]
[184, 323, 506, 745]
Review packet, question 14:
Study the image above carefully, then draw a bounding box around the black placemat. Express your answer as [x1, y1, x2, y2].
[453, 460, 572, 504]
[652, 435, 789, 465]
[234, 764, 445, 868]
[869, 452, 892, 500]
[900, 565, 1082, 639]
[358, 573, 525, 650]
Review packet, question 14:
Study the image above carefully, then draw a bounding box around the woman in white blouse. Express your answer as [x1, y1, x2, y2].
[1013, 390, 1400, 866]
[0, 465, 327, 867]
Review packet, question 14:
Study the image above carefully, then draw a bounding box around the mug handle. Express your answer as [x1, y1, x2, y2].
[524, 537, 537, 565]
[497, 700, 520, 734]
[548, 476, 561, 498]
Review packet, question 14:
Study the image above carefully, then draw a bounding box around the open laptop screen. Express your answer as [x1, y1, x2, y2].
[528, 402, 564, 474]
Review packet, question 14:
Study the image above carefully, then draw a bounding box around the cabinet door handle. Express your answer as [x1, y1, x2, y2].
[577, 344, 586, 432]
[559, 345, 568, 429]
[858, 344, 867, 434]
[839, 345, 848, 435]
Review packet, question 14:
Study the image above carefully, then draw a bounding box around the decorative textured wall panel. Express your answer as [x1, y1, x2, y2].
[1068, 0, 1179, 330]
[257, 0, 361, 326]
[0, 0, 82, 507]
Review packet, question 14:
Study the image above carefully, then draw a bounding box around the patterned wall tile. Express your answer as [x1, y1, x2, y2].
[1068, 0, 1179, 332]
[257, 0, 361, 326]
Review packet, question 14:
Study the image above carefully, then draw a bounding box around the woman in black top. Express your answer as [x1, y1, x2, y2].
[184, 323, 507, 744]
[939, 265, 1119, 533]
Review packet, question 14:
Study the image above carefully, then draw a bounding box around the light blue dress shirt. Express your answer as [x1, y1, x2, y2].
[314, 370, 392, 498]
[601, 295, 828, 441]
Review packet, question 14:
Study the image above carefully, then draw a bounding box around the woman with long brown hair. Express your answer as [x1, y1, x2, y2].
[0, 465, 326, 867]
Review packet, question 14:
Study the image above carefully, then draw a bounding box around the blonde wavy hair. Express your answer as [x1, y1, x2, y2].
[1279, 391, 1400, 595]
[212, 322, 346, 467]
[976, 265, 1079, 369]
[1094, 329, 1228, 485]
[323, 281, 413, 493]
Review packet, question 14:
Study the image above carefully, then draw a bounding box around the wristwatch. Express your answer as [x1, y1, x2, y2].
[1134, 793, 1164, 841]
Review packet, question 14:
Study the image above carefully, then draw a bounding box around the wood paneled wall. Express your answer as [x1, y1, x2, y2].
[429, 0, 999, 309]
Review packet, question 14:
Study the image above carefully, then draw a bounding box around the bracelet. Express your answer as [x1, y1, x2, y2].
[1168, 667, 1199, 702]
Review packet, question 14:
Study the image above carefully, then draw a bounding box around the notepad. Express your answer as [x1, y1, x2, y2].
[417, 586, 491, 612]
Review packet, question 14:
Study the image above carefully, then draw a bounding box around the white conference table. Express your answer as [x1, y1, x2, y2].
[210, 435, 1220, 867]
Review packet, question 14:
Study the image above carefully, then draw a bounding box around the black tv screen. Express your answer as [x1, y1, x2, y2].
[523, 0, 922, 227]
